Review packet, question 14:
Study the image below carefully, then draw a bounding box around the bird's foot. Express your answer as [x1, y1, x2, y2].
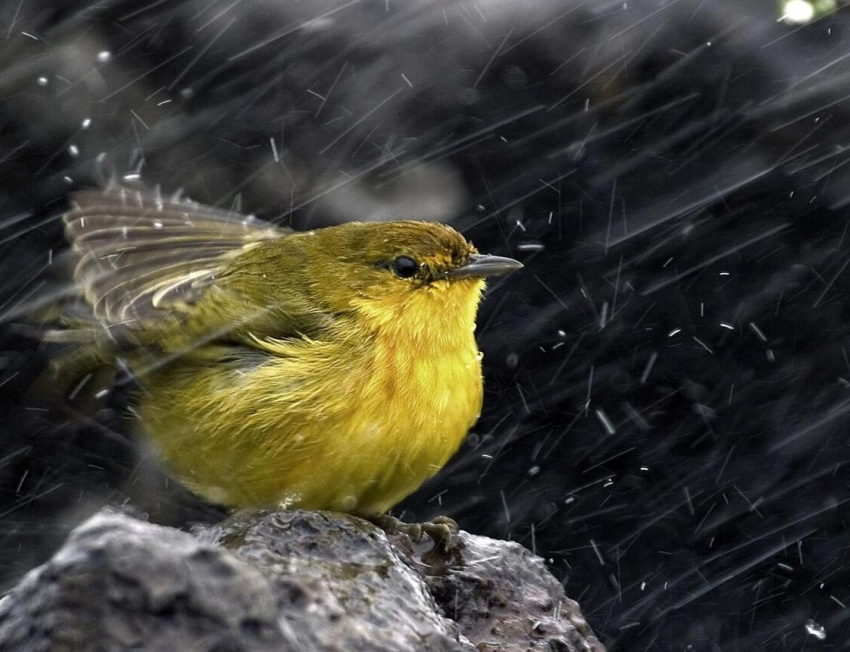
[368, 513, 459, 552]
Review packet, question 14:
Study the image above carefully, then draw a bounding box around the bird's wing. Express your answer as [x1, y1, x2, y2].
[64, 187, 288, 330]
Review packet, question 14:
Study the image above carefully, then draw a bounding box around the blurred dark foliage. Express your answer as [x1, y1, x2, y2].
[2, 0, 850, 648]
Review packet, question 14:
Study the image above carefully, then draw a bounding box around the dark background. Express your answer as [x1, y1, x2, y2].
[1, 0, 849, 648]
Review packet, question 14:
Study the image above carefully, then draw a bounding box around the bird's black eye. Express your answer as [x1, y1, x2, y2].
[392, 256, 419, 278]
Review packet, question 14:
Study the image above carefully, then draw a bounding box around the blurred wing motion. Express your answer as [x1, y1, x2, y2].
[65, 187, 287, 330]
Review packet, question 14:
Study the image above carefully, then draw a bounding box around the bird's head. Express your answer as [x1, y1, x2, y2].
[299, 221, 522, 336]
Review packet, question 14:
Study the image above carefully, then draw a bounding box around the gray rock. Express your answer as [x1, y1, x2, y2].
[0, 510, 605, 652]
[394, 533, 605, 652]
[0, 511, 291, 652]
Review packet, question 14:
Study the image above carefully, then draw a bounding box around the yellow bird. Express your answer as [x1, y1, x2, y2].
[52, 188, 521, 539]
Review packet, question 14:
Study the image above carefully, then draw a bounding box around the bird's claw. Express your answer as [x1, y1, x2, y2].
[369, 514, 459, 552]
[420, 516, 459, 552]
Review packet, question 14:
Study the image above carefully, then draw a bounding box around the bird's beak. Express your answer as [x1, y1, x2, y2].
[447, 253, 524, 279]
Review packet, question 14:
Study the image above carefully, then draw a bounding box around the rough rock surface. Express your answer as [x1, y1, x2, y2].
[395, 535, 602, 652]
[0, 510, 605, 652]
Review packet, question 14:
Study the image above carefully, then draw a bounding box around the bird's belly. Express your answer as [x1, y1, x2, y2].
[301, 348, 484, 514]
[141, 340, 483, 514]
